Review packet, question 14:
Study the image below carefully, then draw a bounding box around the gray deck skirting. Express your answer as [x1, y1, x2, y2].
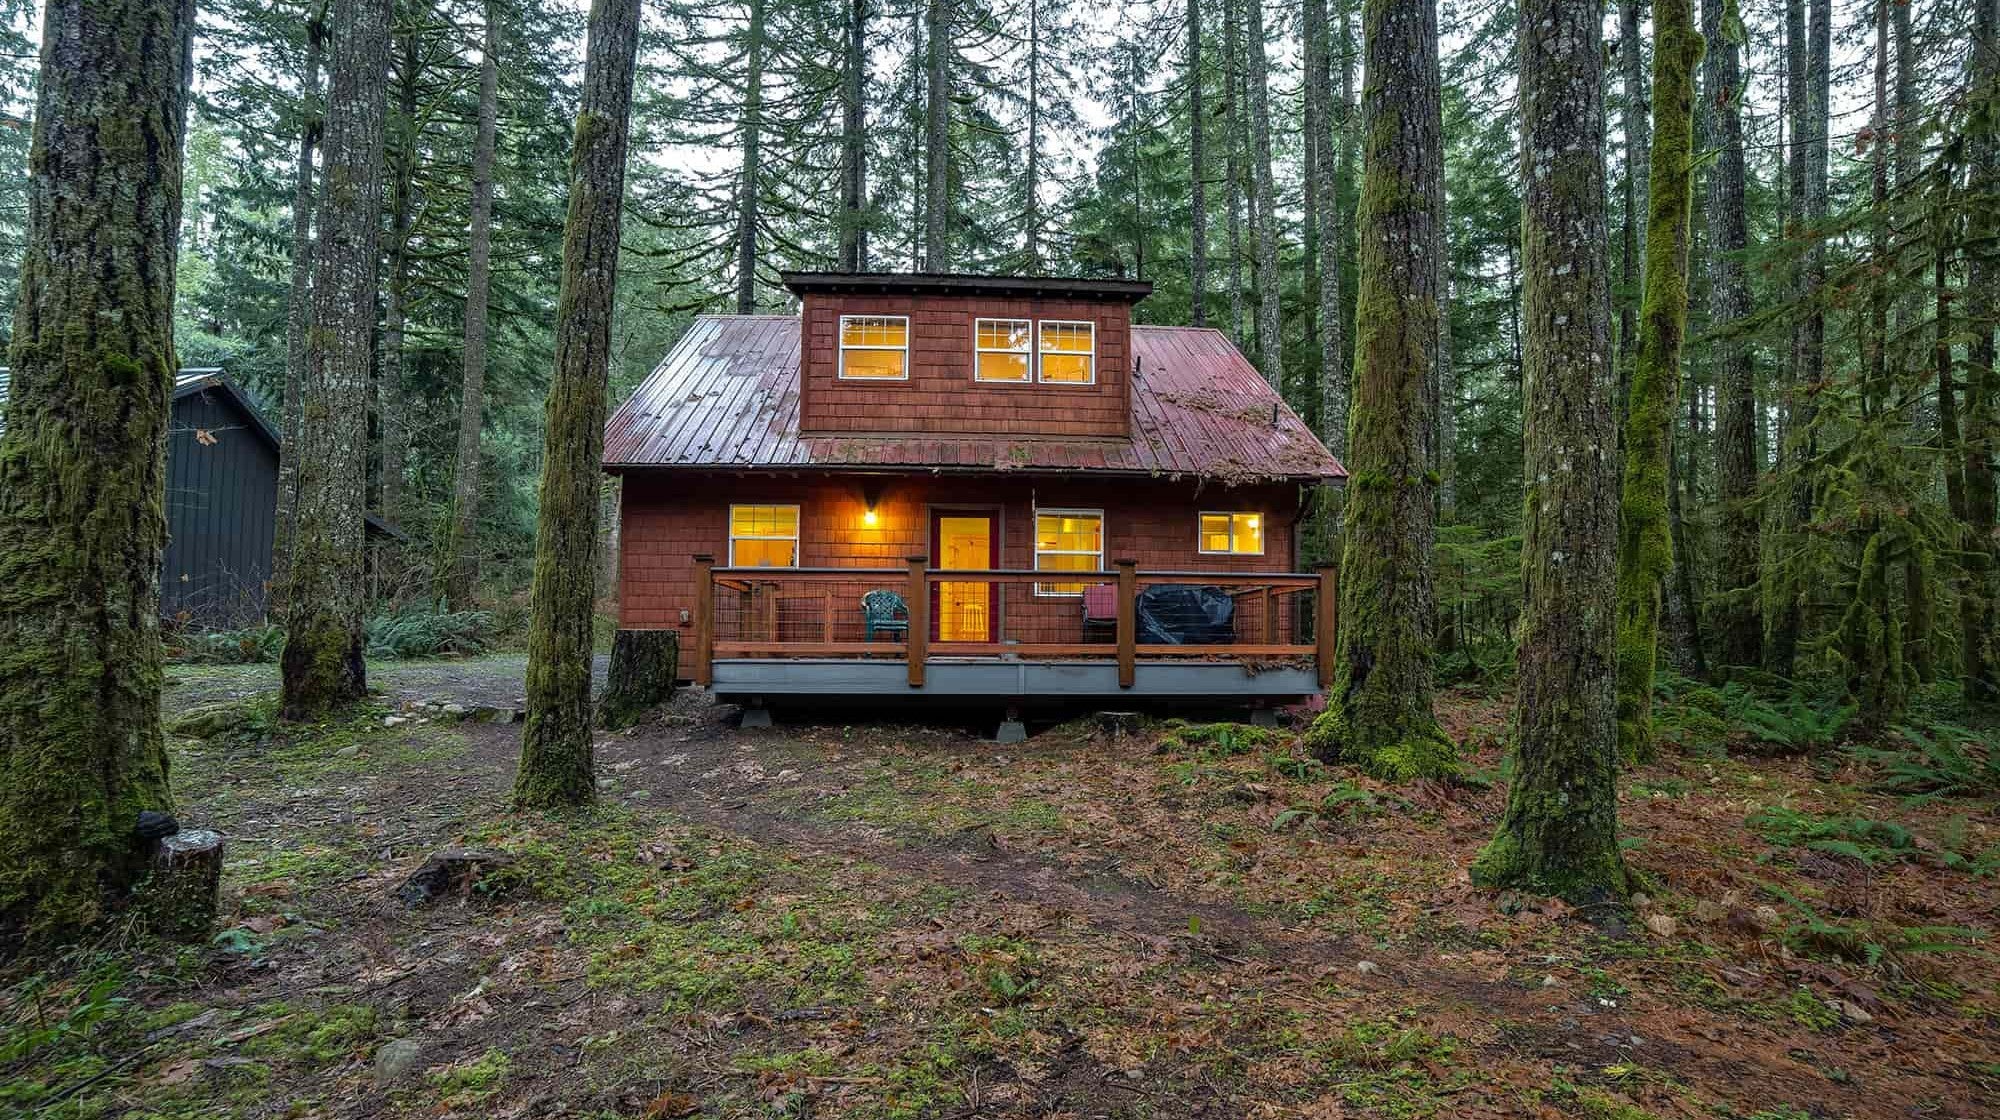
[708, 657, 1319, 700]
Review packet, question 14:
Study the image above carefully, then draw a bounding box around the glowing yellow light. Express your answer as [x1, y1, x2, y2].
[863, 508, 878, 527]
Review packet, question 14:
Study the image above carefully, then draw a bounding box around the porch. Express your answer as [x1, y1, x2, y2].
[685, 556, 1336, 702]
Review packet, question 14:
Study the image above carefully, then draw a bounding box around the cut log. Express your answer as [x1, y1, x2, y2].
[600, 628, 679, 730]
[147, 829, 224, 939]
[396, 848, 516, 907]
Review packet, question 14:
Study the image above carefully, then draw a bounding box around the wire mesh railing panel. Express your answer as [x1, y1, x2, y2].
[712, 570, 910, 654]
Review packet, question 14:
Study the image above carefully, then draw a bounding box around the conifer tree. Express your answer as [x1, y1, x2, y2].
[1472, 0, 1629, 900]
[1303, 0, 1456, 780]
[447, 1, 502, 607]
[1704, 0, 1758, 668]
[0, 0, 194, 937]
[280, 0, 393, 719]
[515, 0, 642, 808]
[1614, 0, 1703, 762]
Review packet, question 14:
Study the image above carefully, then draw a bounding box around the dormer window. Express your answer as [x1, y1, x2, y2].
[974, 318, 1032, 382]
[1038, 320, 1095, 384]
[838, 315, 909, 379]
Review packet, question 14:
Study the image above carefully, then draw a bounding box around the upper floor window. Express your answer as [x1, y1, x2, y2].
[1199, 511, 1264, 556]
[1037, 320, 1095, 384]
[729, 504, 800, 567]
[974, 318, 1031, 382]
[838, 315, 909, 380]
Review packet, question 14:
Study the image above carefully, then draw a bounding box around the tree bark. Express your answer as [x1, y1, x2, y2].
[601, 629, 678, 730]
[1614, 0, 1703, 762]
[1305, 0, 1346, 458]
[1222, 0, 1246, 344]
[447, 4, 500, 609]
[1302, 0, 1454, 780]
[1705, 0, 1757, 668]
[1026, 0, 1042, 271]
[1188, 0, 1207, 324]
[515, 0, 642, 809]
[1472, 0, 1630, 900]
[734, 0, 764, 311]
[280, 0, 390, 721]
[1618, 0, 1650, 383]
[1243, 0, 1283, 388]
[0, 0, 192, 938]
[838, 0, 867, 271]
[275, 8, 325, 614]
[923, 0, 947, 271]
[378, 19, 419, 528]
[1962, 0, 1999, 704]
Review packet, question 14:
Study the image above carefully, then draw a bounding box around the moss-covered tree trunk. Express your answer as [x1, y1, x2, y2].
[1962, 0, 1999, 706]
[0, 0, 193, 937]
[1304, 0, 1346, 464]
[1471, 0, 1630, 901]
[1302, 0, 1455, 781]
[279, 0, 392, 721]
[514, 0, 641, 810]
[1221, 0, 1246, 344]
[922, 0, 947, 270]
[378, 22, 419, 527]
[274, 10, 324, 614]
[1243, 0, 1283, 388]
[1614, 0, 1703, 762]
[838, 0, 868, 271]
[1186, 0, 1207, 325]
[446, 3, 499, 609]
[1704, 0, 1758, 669]
[733, 0, 764, 312]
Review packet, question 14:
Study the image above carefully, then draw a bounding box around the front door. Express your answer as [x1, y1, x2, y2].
[931, 512, 997, 642]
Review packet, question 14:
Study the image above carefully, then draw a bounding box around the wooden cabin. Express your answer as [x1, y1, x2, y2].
[603, 271, 1347, 704]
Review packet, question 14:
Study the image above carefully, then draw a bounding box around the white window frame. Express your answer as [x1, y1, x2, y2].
[972, 317, 1032, 383]
[836, 314, 910, 381]
[1035, 319, 1097, 386]
[728, 503, 801, 568]
[1032, 506, 1106, 598]
[1197, 510, 1267, 557]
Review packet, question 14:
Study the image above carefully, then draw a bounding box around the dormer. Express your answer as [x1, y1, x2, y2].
[782, 271, 1152, 440]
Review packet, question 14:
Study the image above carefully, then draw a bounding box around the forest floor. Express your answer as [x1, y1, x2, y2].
[4, 656, 1998, 1120]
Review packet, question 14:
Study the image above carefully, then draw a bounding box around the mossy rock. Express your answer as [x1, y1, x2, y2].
[166, 701, 267, 740]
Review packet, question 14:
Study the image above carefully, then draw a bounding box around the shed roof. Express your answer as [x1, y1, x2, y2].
[603, 315, 1346, 483]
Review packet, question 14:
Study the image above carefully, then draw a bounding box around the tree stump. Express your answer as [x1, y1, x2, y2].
[600, 628, 679, 730]
[147, 829, 224, 940]
[397, 849, 516, 907]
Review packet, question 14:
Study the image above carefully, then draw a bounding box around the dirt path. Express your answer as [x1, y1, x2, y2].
[165, 653, 607, 709]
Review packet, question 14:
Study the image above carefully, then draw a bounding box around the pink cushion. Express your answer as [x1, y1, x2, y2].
[1081, 583, 1117, 620]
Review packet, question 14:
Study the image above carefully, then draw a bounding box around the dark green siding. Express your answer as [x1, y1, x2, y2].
[161, 386, 279, 625]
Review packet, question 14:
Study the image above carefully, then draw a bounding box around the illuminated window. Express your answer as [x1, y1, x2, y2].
[1034, 509, 1104, 596]
[1198, 511, 1265, 556]
[974, 318, 1031, 382]
[1037, 320, 1095, 384]
[838, 315, 909, 379]
[729, 504, 800, 567]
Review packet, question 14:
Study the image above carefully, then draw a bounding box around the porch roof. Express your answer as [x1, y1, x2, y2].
[603, 315, 1347, 483]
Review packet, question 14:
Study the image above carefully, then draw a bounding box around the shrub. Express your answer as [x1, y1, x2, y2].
[166, 624, 286, 664]
[363, 609, 496, 659]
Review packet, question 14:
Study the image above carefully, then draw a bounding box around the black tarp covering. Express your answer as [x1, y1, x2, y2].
[1135, 584, 1236, 644]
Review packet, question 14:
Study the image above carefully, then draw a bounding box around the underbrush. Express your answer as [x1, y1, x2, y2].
[165, 608, 503, 664]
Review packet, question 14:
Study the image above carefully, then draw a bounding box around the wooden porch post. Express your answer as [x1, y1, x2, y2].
[1115, 558, 1137, 689]
[1315, 563, 1338, 690]
[692, 553, 715, 686]
[906, 555, 928, 687]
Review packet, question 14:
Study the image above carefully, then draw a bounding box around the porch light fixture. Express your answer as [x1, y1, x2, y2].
[864, 507, 879, 527]
[861, 481, 885, 526]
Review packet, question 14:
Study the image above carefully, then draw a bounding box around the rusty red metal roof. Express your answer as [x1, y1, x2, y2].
[602, 315, 1347, 482]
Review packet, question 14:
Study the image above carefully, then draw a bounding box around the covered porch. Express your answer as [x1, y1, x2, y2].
[685, 557, 1337, 703]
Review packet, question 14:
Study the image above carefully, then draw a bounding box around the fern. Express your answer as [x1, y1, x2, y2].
[1845, 721, 2000, 802]
[363, 609, 497, 659]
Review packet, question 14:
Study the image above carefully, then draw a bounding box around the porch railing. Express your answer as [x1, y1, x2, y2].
[687, 554, 1336, 691]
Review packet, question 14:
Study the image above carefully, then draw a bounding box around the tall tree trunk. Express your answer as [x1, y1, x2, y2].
[838, 0, 867, 270]
[1305, 0, 1346, 457]
[1962, 0, 2000, 704]
[1706, 0, 1758, 667]
[923, 0, 947, 270]
[1025, 0, 1042, 271]
[1618, 0, 1650, 385]
[0, 0, 192, 937]
[1243, 0, 1283, 388]
[516, 0, 642, 808]
[1303, 0, 1454, 780]
[734, 0, 764, 311]
[280, 0, 391, 720]
[1614, 0, 1703, 762]
[378, 19, 419, 528]
[447, 3, 500, 609]
[1473, 0, 1630, 900]
[1222, 0, 1246, 343]
[1188, 0, 1207, 324]
[275, 8, 325, 613]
